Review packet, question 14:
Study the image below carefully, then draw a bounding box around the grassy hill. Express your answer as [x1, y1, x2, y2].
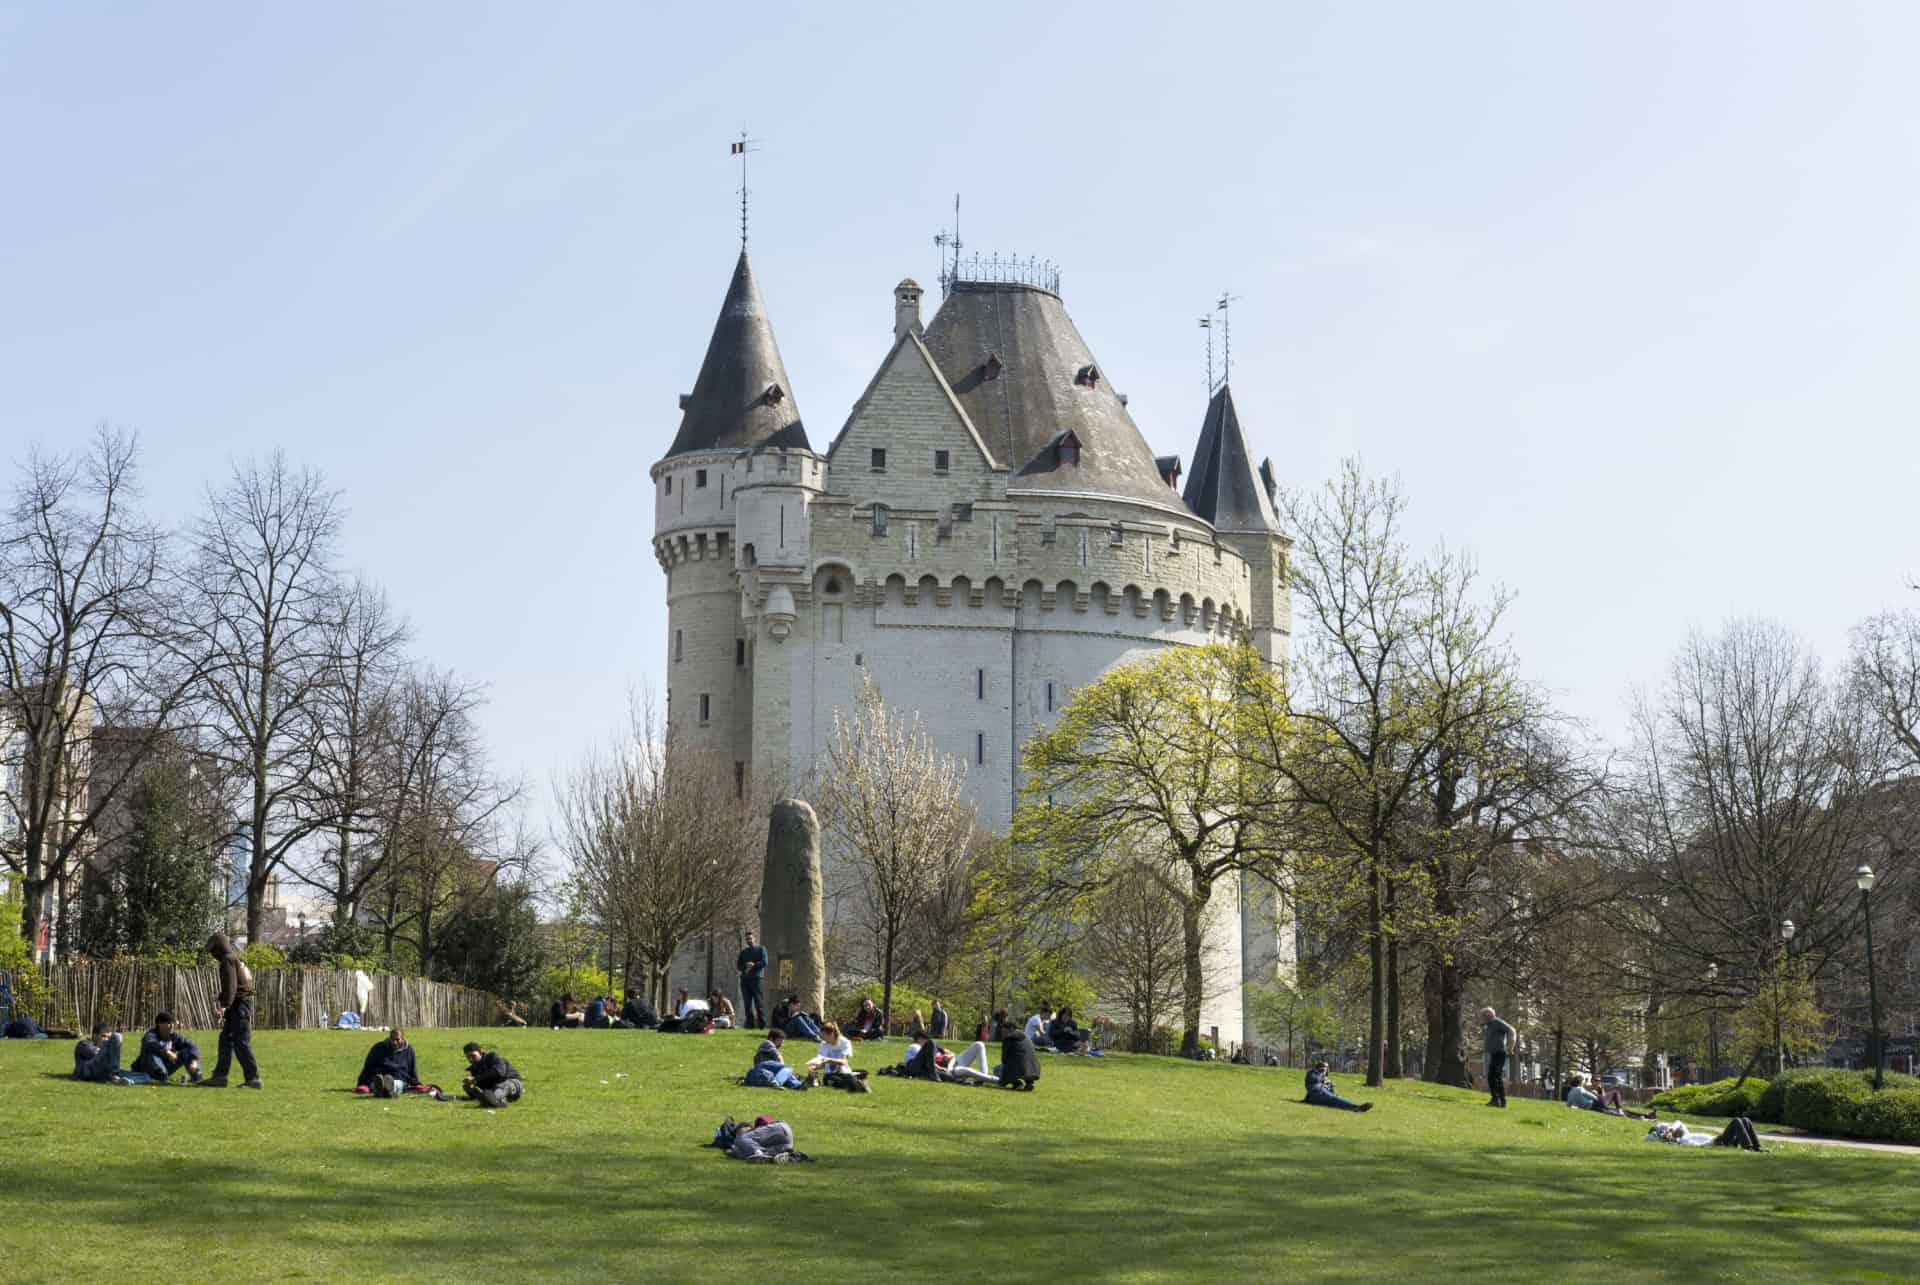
[2, 1026, 1912, 1282]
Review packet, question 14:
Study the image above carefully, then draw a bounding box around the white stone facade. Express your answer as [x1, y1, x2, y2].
[650, 261, 1294, 1043]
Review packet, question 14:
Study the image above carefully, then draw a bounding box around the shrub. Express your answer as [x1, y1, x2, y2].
[1756, 1066, 1920, 1124]
[825, 979, 939, 1033]
[1848, 1089, 1920, 1145]
[1649, 1077, 1768, 1118]
[1784, 1071, 1875, 1135]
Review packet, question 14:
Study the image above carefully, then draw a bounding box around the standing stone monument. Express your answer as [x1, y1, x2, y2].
[759, 798, 825, 1017]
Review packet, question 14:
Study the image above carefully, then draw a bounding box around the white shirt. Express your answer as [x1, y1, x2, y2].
[902, 1040, 924, 1066]
[816, 1037, 853, 1064]
[1025, 1014, 1049, 1043]
[679, 998, 710, 1019]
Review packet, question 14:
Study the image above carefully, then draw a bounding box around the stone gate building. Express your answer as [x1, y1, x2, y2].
[652, 249, 1294, 1043]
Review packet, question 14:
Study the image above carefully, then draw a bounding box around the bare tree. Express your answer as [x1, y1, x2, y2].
[557, 694, 759, 1009]
[360, 667, 521, 973]
[180, 453, 343, 942]
[817, 676, 976, 1029]
[300, 577, 408, 928]
[1853, 606, 1920, 773]
[0, 428, 196, 957]
[1083, 858, 1190, 1051]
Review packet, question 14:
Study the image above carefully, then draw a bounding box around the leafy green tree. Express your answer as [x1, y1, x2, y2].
[1247, 976, 1343, 1066]
[1734, 959, 1828, 1079]
[1012, 643, 1294, 1056]
[433, 879, 547, 1004]
[115, 754, 227, 956]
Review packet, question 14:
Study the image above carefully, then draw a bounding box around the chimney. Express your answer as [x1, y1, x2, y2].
[894, 278, 924, 342]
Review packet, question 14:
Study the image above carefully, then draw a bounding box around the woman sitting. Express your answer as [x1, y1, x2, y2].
[808, 1022, 854, 1075]
[848, 998, 886, 1041]
[908, 1008, 929, 1041]
[549, 994, 585, 1029]
[1048, 1006, 1089, 1054]
[708, 992, 736, 1029]
[1565, 1073, 1657, 1120]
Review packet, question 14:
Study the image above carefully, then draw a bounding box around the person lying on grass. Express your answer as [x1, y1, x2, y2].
[135, 1011, 202, 1084]
[1303, 1060, 1373, 1112]
[72, 1023, 147, 1084]
[1647, 1118, 1762, 1150]
[848, 998, 885, 1041]
[1564, 1073, 1657, 1120]
[618, 992, 658, 1029]
[744, 1029, 809, 1090]
[462, 1042, 523, 1107]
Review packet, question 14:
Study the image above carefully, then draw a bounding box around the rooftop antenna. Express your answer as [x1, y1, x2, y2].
[731, 130, 758, 250]
[1198, 315, 1214, 396]
[1216, 292, 1242, 386]
[934, 193, 962, 297]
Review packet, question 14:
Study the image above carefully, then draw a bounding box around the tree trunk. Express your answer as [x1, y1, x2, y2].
[1385, 884, 1403, 1078]
[1436, 955, 1469, 1088]
[1552, 1022, 1564, 1099]
[19, 875, 48, 962]
[1178, 881, 1210, 1057]
[246, 763, 269, 944]
[1366, 866, 1385, 1086]
[881, 923, 896, 1030]
[1423, 959, 1444, 1082]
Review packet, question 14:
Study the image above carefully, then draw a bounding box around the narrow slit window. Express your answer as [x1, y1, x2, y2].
[735, 638, 747, 666]
[976, 732, 985, 765]
[675, 629, 683, 661]
[699, 693, 711, 724]
[734, 761, 745, 799]
[1046, 681, 1054, 712]
[664, 475, 673, 495]
[977, 668, 985, 700]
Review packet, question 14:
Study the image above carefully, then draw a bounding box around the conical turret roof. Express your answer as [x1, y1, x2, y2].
[665, 252, 811, 457]
[919, 281, 1178, 509]
[1183, 384, 1281, 534]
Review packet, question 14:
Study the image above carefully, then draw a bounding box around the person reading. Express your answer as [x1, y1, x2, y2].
[1304, 1060, 1373, 1112]
[135, 1011, 202, 1084]
[745, 1029, 809, 1090]
[807, 1022, 853, 1076]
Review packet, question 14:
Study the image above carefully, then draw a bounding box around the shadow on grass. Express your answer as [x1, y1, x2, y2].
[1, 1113, 1906, 1281]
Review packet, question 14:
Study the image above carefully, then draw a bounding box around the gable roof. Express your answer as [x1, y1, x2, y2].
[919, 281, 1175, 508]
[829, 330, 1001, 470]
[1182, 384, 1282, 534]
[665, 251, 811, 458]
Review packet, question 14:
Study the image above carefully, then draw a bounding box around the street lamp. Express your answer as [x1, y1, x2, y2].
[1858, 865, 1884, 1092]
[1778, 918, 1796, 1075]
[1706, 963, 1720, 1079]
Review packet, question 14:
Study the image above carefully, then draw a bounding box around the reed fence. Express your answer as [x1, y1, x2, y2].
[1, 960, 496, 1033]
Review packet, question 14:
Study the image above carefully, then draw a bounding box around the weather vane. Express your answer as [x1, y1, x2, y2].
[731, 130, 759, 249]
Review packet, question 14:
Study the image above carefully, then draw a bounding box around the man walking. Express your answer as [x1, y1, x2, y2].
[1481, 1006, 1515, 1107]
[736, 932, 768, 1029]
[204, 932, 261, 1089]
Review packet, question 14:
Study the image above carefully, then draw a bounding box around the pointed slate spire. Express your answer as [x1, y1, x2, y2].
[666, 252, 811, 457]
[1182, 384, 1282, 534]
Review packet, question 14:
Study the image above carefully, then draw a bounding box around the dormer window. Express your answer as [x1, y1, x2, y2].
[1058, 433, 1081, 467]
[763, 383, 785, 405]
[984, 352, 1004, 380]
[1076, 365, 1100, 388]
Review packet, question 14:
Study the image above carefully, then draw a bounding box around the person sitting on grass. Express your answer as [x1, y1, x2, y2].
[848, 998, 885, 1041]
[550, 994, 585, 1029]
[618, 992, 658, 1029]
[135, 1011, 202, 1084]
[1304, 1059, 1374, 1113]
[1048, 1006, 1090, 1054]
[461, 1042, 523, 1107]
[994, 1014, 1041, 1091]
[657, 988, 710, 1033]
[745, 1029, 810, 1090]
[495, 999, 528, 1027]
[771, 995, 823, 1042]
[72, 1023, 146, 1085]
[1565, 1073, 1657, 1120]
[4, 1015, 49, 1039]
[1025, 1007, 1055, 1050]
[709, 992, 736, 1030]
[356, 1027, 424, 1096]
[807, 1022, 854, 1076]
[583, 995, 612, 1029]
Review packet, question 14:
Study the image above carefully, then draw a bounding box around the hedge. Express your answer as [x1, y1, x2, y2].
[1754, 1067, 1920, 1141]
[1848, 1089, 1920, 1145]
[1648, 1077, 1768, 1118]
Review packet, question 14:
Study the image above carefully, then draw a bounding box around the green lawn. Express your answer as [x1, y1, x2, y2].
[3, 1027, 1914, 1282]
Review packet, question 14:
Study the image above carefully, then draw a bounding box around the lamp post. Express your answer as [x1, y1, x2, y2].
[1778, 918, 1796, 1075]
[1706, 963, 1720, 1079]
[1858, 865, 1884, 1092]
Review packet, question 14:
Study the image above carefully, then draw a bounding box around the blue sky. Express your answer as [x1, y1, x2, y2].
[3, 2, 1916, 817]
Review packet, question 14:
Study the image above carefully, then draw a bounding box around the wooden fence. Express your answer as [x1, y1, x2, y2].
[2, 961, 497, 1033]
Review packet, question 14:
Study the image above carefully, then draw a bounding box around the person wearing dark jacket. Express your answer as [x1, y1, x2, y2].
[73, 1023, 134, 1083]
[356, 1028, 421, 1094]
[583, 996, 611, 1029]
[930, 1000, 950, 1040]
[1048, 1007, 1088, 1054]
[135, 1011, 202, 1083]
[848, 998, 885, 1041]
[1304, 1060, 1373, 1112]
[770, 995, 823, 1042]
[204, 932, 260, 1088]
[462, 1042, 522, 1107]
[737, 932, 768, 1028]
[995, 1016, 1041, 1091]
[618, 993, 658, 1029]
